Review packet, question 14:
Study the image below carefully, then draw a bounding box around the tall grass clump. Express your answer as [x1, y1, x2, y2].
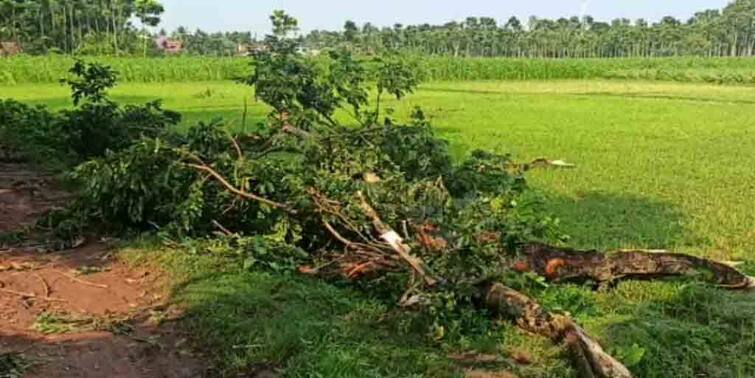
[2, 55, 755, 85]
[419, 56, 755, 84]
[0, 56, 249, 84]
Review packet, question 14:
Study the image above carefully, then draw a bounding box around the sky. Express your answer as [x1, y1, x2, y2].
[157, 0, 731, 35]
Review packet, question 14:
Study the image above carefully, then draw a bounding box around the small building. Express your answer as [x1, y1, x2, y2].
[237, 43, 268, 56]
[0, 42, 22, 57]
[154, 36, 183, 55]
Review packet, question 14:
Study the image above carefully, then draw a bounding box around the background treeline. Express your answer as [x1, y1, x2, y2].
[3, 55, 755, 85]
[0, 0, 251, 56]
[0, 0, 168, 55]
[1, 0, 755, 58]
[306, 0, 755, 58]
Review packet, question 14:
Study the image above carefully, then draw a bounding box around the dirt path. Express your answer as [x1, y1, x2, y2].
[0, 146, 204, 377]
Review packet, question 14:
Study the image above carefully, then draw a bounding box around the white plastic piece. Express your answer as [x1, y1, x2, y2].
[381, 231, 403, 249]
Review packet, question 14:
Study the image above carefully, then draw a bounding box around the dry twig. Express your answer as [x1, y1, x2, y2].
[227, 133, 244, 159]
[515, 158, 576, 172]
[212, 220, 234, 236]
[51, 269, 109, 289]
[33, 273, 50, 297]
[0, 287, 66, 302]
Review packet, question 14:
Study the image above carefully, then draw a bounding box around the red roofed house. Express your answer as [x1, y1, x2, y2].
[0, 42, 22, 57]
[154, 36, 183, 55]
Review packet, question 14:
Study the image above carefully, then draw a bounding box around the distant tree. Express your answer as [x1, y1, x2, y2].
[344, 20, 359, 43]
[4, 0, 755, 57]
[135, 0, 165, 56]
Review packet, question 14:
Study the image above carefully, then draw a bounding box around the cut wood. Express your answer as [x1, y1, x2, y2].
[520, 243, 754, 289]
[483, 282, 632, 378]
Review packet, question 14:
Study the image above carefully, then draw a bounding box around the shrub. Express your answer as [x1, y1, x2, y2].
[0, 60, 180, 165]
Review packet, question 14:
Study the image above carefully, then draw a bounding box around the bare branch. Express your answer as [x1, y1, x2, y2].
[185, 163, 290, 211]
[227, 132, 244, 159]
[356, 191, 437, 286]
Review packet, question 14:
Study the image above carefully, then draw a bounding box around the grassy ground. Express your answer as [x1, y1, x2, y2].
[4, 79, 755, 376]
[5, 79, 755, 258]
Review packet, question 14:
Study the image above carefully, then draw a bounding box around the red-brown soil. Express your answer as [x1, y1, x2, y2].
[0, 146, 205, 377]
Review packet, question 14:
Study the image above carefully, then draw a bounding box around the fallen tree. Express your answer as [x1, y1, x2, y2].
[11, 12, 752, 378]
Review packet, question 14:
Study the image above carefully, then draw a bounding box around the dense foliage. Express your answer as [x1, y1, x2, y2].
[0, 60, 180, 166]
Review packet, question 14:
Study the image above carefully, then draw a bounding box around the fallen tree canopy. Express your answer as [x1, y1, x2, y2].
[4, 13, 753, 378]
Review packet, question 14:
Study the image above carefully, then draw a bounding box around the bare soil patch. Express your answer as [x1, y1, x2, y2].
[0, 146, 205, 377]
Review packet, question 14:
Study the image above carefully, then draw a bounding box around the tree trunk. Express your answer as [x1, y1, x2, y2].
[482, 283, 633, 378]
[518, 243, 754, 289]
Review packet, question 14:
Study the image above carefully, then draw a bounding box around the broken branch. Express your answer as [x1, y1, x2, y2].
[514, 158, 576, 172]
[356, 191, 437, 286]
[186, 163, 290, 211]
[483, 282, 632, 378]
[521, 243, 754, 289]
[281, 124, 314, 139]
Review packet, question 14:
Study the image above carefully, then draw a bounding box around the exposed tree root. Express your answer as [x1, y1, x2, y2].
[483, 283, 632, 378]
[520, 243, 755, 289]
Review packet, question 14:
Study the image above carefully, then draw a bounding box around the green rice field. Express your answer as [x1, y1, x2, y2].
[3, 76, 755, 377]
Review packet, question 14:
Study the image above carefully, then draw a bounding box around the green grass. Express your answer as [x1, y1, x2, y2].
[30, 312, 91, 335]
[121, 241, 572, 377]
[0, 353, 31, 378]
[407, 80, 755, 260]
[5, 79, 754, 257]
[5, 78, 755, 376]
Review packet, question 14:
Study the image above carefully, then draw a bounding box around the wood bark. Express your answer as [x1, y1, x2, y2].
[483, 283, 632, 378]
[520, 243, 754, 289]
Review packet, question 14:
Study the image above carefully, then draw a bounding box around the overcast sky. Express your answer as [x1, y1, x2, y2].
[157, 0, 731, 35]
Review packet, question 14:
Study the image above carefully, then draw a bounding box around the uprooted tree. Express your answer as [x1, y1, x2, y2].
[8, 12, 753, 378]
